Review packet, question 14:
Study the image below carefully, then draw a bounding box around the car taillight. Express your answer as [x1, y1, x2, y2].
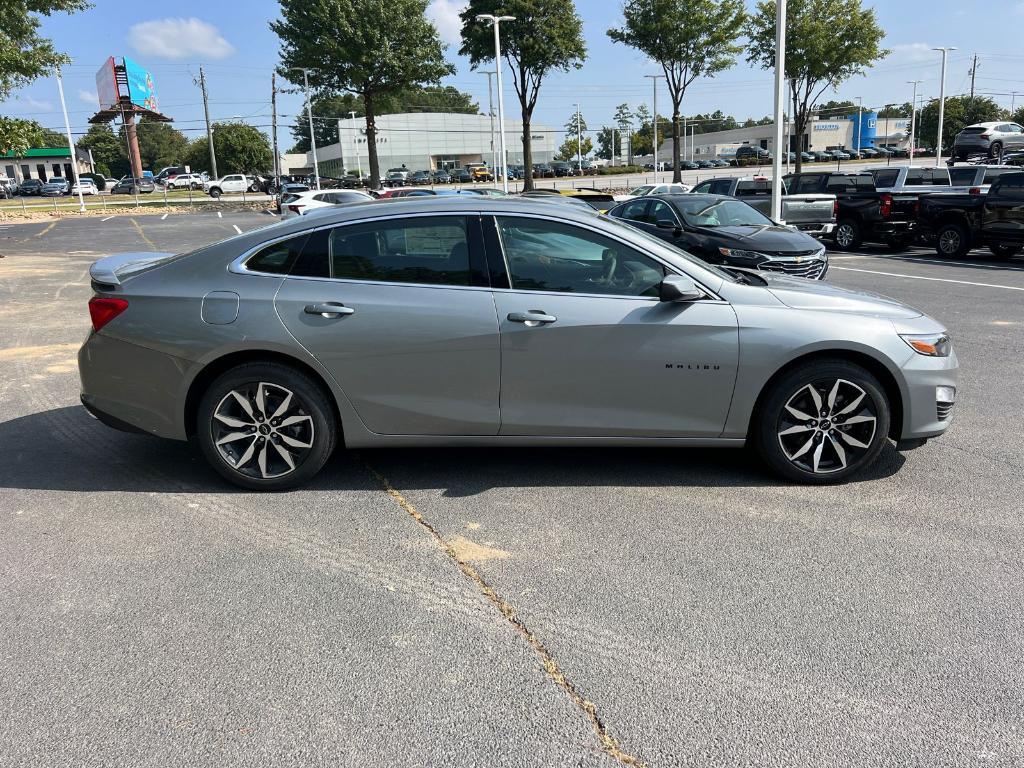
[880, 193, 892, 219]
[88, 297, 128, 332]
[981, 132, 992, 139]
[913, 200, 920, 218]
[969, 187, 982, 195]
[833, 199, 839, 218]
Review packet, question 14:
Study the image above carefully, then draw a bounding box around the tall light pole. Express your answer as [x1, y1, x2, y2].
[482, 70, 497, 174]
[933, 47, 957, 167]
[1011, 91, 1019, 115]
[575, 103, 583, 173]
[349, 111, 362, 179]
[291, 67, 320, 188]
[854, 96, 863, 155]
[476, 14, 515, 193]
[770, 0, 787, 223]
[54, 67, 85, 213]
[907, 80, 922, 167]
[644, 74, 664, 180]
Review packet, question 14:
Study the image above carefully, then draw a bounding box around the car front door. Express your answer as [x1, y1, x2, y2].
[488, 215, 738, 437]
[273, 214, 501, 435]
[982, 177, 1024, 243]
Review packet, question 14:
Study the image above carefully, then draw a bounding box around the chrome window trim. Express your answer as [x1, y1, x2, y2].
[230, 207, 725, 301]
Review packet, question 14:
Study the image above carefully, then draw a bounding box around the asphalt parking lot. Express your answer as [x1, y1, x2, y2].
[1, 211, 1023, 767]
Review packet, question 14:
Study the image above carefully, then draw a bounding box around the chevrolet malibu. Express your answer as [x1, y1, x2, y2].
[79, 198, 958, 490]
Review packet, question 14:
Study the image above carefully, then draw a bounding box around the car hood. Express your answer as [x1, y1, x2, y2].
[757, 272, 922, 318]
[694, 224, 822, 254]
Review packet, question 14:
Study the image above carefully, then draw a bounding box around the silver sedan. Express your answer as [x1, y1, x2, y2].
[79, 198, 958, 490]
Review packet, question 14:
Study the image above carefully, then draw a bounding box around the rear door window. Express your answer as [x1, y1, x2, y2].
[616, 199, 650, 223]
[246, 234, 310, 275]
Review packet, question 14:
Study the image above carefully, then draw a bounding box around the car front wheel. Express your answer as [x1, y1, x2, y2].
[756, 360, 891, 484]
[196, 363, 338, 490]
[209, 188, 221, 198]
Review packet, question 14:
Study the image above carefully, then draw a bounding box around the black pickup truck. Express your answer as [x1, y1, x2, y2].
[916, 171, 1024, 259]
[784, 171, 919, 250]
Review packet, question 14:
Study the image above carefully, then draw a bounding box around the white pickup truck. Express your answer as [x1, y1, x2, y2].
[690, 176, 837, 237]
[203, 174, 259, 197]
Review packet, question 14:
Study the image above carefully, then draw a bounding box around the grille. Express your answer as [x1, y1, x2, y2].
[757, 257, 827, 280]
[937, 402, 955, 421]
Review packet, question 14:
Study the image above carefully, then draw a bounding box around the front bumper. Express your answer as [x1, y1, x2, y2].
[898, 348, 959, 441]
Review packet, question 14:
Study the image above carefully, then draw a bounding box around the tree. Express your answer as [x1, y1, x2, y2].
[1012, 106, 1024, 126]
[877, 102, 911, 119]
[0, 117, 45, 156]
[817, 99, 858, 117]
[211, 123, 272, 174]
[688, 110, 739, 135]
[915, 95, 1003, 152]
[747, 0, 888, 173]
[556, 110, 591, 162]
[609, 0, 745, 182]
[460, 0, 586, 191]
[77, 124, 128, 177]
[631, 109, 670, 157]
[272, 0, 454, 188]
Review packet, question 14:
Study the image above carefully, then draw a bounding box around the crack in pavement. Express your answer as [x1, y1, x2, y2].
[130, 217, 159, 251]
[361, 457, 644, 767]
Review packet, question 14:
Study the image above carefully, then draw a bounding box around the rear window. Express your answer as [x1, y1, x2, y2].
[983, 168, 1015, 184]
[736, 181, 770, 196]
[825, 175, 875, 192]
[872, 169, 900, 188]
[961, 127, 987, 135]
[948, 168, 978, 185]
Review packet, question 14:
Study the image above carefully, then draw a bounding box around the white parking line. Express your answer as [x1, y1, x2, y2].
[100, 215, 115, 222]
[232, 224, 242, 234]
[831, 265, 1024, 291]
[835, 252, 1024, 272]
[217, 211, 222, 218]
[160, 213, 168, 220]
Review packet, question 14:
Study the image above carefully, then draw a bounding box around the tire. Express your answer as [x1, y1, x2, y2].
[990, 244, 1021, 260]
[755, 359, 891, 484]
[209, 188, 221, 198]
[196, 362, 338, 491]
[989, 141, 1003, 160]
[833, 219, 863, 250]
[935, 222, 971, 258]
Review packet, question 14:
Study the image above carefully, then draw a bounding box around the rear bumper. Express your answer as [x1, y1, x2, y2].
[792, 222, 835, 237]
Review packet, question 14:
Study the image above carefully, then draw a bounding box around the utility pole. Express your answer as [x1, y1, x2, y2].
[770, 0, 787, 223]
[271, 72, 281, 190]
[483, 71, 496, 173]
[645, 74, 664, 179]
[197, 66, 217, 179]
[907, 80, 921, 167]
[969, 53, 978, 101]
[1011, 91, 1019, 115]
[576, 103, 582, 173]
[290, 68, 320, 189]
[476, 14, 515, 193]
[55, 67, 85, 213]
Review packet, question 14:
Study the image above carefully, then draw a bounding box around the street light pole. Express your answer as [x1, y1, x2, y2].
[291, 67, 320, 188]
[477, 14, 515, 193]
[855, 95, 862, 155]
[933, 47, 957, 167]
[644, 74, 664, 180]
[349, 111, 362, 180]
[482, 70, 496, 174]
[770, 0, 787, 223]
[576, 102, 582, 174]
[55, 67, 85, 213]
[907, 80, 921, 167]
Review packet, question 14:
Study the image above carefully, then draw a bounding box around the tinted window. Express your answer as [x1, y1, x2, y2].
[246, 234, 309, 275]
[983, 168, 1015, 184]
[496, 217, 665, 297]
[709, 179, 733, 195]
[675, 197, 772, 227]
[691, 181, 713, 194]
[296, 216, 472, 286]
[648, 200, 678, 225]
[872, 169, 900, 188]
[825, 175, 874, 192]
[948, 168, 978, 185]
[996, 175, 1024, 197]
[617, 199, 649, 222]
[735, 180, 769, 196]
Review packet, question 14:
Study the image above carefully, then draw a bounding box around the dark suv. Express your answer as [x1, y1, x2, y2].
[550, 161, 575, 177]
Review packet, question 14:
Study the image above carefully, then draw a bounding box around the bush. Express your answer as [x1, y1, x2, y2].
[595, 165, 647, 176]
[81, 172, 106, 191]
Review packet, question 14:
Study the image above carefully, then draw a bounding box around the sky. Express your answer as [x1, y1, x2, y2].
[3, 0, 1024, 149]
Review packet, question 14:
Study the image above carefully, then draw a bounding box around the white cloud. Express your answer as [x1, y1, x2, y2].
[14, 95, 54, 112]
[78, 89, 98, 104]
[426, 0, 467, 46]
[888, 43, 936, 64]
[128, 17, 235, 60]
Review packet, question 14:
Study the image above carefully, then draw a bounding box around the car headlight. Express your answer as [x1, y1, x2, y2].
[900, 332, 952, 357]
[718, 247, 767, 260]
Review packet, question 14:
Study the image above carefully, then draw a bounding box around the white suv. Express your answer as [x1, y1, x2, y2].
[203, 174, 258, 197]
[166, 173, 203, 190]
[954, 122, 1024, 160]
[280, 189, 374, 219]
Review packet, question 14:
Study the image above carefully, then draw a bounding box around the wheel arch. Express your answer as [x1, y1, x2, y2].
[748, 348, 904, 441]
[183, 349, 343, 441]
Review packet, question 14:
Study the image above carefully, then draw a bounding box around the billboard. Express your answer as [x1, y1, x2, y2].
[95, 56, 120, 110]
[123, 57, 159, 113]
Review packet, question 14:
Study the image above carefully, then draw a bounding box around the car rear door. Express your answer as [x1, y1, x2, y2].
[272, 213, 501, 435]
[982, 177, 1024, 243]
[487, 214, 738, 437]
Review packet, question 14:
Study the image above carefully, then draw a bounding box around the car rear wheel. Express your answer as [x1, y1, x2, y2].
[209, 188, 221, 198]
[756, 360, 891, 484]
[197, 363, 337, 490]
[989, 141, 1003, 159]
[833, 219, 862, 250]
[936, 222, 971, 258]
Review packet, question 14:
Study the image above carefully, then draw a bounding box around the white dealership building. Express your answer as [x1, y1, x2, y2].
[294, 112, 557, 176]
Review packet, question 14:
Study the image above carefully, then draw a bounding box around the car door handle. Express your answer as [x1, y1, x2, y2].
[507, 311, 557, 325]
[304, 302, 355, 318]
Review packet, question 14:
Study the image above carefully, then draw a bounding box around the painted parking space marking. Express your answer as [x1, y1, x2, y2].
[831, 265, 1024, 291]
[161, 213, 168, 220]
[232, 224, 242, 234]
[34, 222, 57, 238]
[217, 211, 222, 218]
[834, 252, 1024, 272]
[101, 215, 115, 222]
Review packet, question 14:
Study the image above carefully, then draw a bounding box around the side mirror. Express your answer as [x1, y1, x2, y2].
[656, 218, 679, 232]
[659, 274, 704, 303]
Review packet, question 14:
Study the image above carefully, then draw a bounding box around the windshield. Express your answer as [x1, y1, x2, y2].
[629, 186, 654, 196]
[674, 197, 773, 228]
[602, 215, 736, 283]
